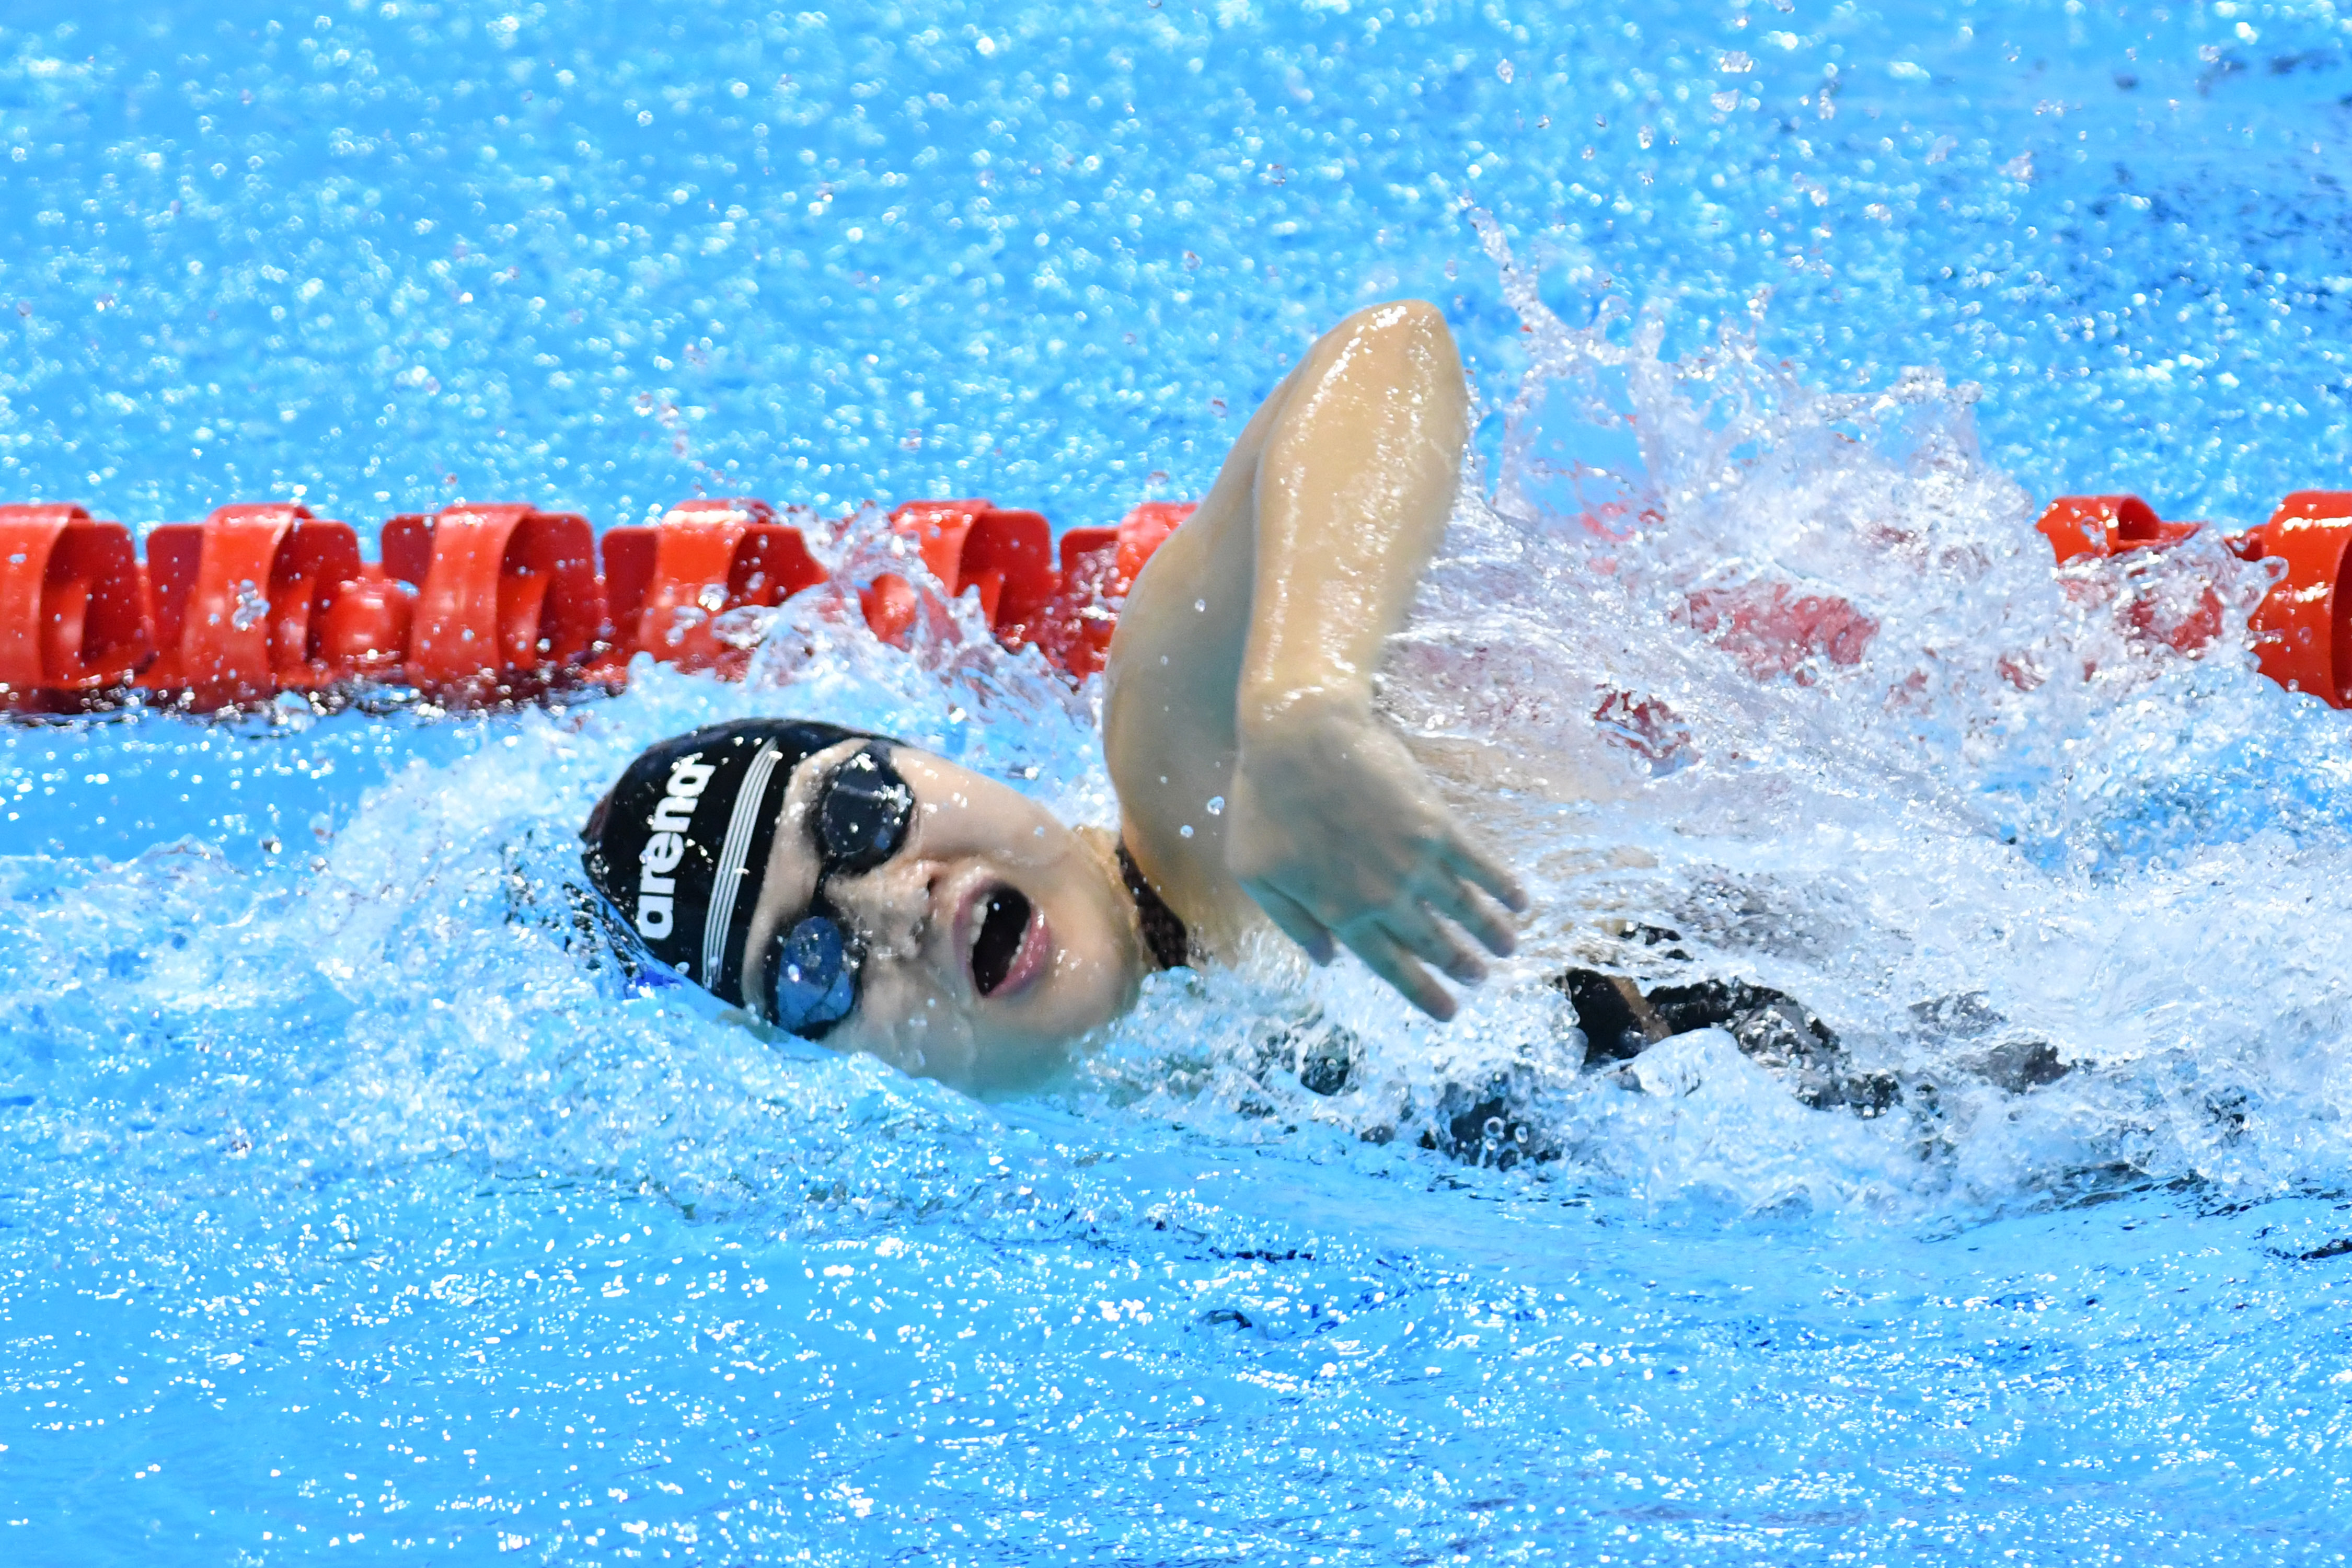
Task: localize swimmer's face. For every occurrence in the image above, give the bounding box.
[740,742,1148,1093]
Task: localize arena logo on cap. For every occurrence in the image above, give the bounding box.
[636,752,714,938]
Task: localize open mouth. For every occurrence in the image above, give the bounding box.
[969,885,1035,997]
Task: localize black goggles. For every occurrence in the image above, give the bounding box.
[761,743,916,1037]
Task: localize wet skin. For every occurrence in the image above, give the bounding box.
[1105,298,1528,1017]
[716,299,1527,1093]
[736,740,1151,1095]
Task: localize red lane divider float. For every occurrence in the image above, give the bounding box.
[0,493,1192,713]
[14,482,2344,717]
[889,499,1056,642]
[850,498,1054,651]
[2035,493,2206,563]
[385,503,603,693]
[141,503,364,703]
[0,504,151,704]
[1040,500,1192,678]
[864,497,1194,667]
[601,498,827,674]
[2032,489,2352,705]
[2032,492,2226,659]
[2234,491,2352,707]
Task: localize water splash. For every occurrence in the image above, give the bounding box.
[1078,218,2352,1225]
[11,3,2352,1558]
[13,243,2352,1248]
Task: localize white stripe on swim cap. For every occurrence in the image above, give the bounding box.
[701,741,784,988]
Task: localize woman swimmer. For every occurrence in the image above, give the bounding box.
[582,299,1532,1092]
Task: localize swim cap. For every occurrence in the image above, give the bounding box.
[580,719,881,1007]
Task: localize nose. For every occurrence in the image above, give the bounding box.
[823,859,935,961]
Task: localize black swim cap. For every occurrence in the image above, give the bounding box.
[580,719,883,1007]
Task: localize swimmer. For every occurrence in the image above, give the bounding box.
[583,299,1532,1091]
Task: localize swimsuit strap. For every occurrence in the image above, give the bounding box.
[1116,840,1192,972]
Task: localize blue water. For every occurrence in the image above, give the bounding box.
[8,1,2352,1562]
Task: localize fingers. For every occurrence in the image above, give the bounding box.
[1345,924,1458,1021]
[1239,814,1526,1014]
[1424,839,1524,959]
[1247,880,1339,965]
[1444,833,1530,916]
[1435,876,1519,960]
[1389,837,1519,959]
[1377,898,1489,987]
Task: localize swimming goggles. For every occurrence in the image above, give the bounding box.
[760,743,916,1037]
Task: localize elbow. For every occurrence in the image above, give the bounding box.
[1382,296,1449,332]
[1351,298,1463,388]
[1355,296,1452,348]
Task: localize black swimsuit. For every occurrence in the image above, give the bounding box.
[1117,840,1192,971]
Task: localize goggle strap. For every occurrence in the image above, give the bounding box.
[701,740,787,986]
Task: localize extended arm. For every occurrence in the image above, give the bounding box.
[1104,300,1526,1018]
[1240,299,1466,753]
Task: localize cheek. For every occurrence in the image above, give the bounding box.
[1044,881,1128,978]
[1048,940,1114,995]
[1024,924,1136,1035]
[840,967,976,1078]
[963,812,1078,873]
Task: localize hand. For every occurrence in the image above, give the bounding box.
[1227,696,1529,1019]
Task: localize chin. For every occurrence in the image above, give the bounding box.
[838,960,1139,1096]
[848,1016,1082,1099]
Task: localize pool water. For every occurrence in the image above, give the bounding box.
[8,0,2352,1562]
